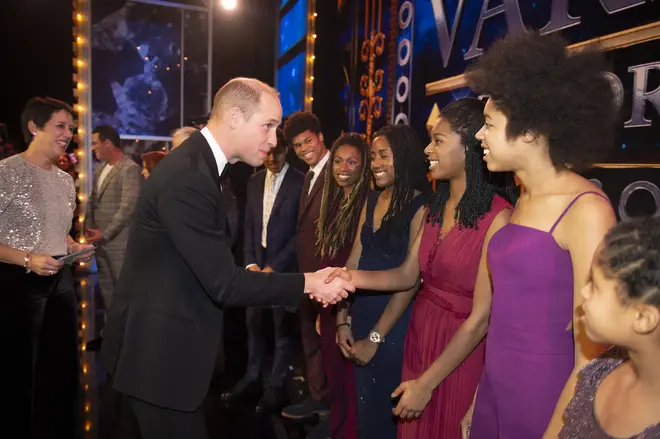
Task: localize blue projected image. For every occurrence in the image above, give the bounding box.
[277,52,305,117]
[279,0,306,57]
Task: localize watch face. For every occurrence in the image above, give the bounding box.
[369,332,381,343]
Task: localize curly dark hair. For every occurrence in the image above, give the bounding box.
[466,32,616,170]
[372,124,432,236]
[427,98,518,229]
[316,133,370,259]
[597,216,660,306]
[282,111,322,143]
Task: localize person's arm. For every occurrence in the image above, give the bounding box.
[392,208,511,418]
[158,172,352,308]
[543,195,615,438]
[351,206,425,365]
[100,164,142,243]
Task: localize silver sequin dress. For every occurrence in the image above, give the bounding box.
[560,347,660,438]
[0,155,75,256]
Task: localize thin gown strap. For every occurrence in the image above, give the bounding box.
[549,191,609,234]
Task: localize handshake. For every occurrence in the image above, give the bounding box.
[303,267,354,307]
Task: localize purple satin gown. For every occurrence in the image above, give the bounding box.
[471,192,609,438]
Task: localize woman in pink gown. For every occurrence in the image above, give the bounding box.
[328,98,517,438]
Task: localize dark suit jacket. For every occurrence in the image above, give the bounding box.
[244,167,304,273]
[100,131,304,412]
[296,166,327,273]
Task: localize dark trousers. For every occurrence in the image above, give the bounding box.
[130,397,208,439]
[245,306,293,387]
[0,262,79,438]
[298,296,327,401]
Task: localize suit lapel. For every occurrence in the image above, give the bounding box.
[270,169,292,217]
[254,171,266,238]
[301,166,326,216]
[98,156,126,199]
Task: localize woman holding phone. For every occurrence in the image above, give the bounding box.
[0,97,94,436]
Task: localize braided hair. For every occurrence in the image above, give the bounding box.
[427,98,518,229]
[316,133,370,259]
[372,124,431,237]
[597,216,660,306]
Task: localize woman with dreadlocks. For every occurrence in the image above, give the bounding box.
[316,133,371,439]
[334,124,430,439]
[327,98,517,439]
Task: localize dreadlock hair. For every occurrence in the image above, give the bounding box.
[427,98,518,229]
[316,133,371,259]
[597,216,660,306]
[372,124,432,237]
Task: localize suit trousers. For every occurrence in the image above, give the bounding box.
[130,396,208,439]
[0,262,79,438]
[245,306,293,387]
[298,296,327,401]
[95,243,126,312]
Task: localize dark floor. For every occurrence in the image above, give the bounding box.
[77,269,319,439]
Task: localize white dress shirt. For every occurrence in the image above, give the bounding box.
[261,163,289,247]
[201,127,228,176]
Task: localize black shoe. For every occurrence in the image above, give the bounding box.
[255,386,286,414]
[281,397,329,420]
[221,378,262,404]
[307,417,331,439]
[85,337,103,352]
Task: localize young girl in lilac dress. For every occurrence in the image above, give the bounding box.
[462,32,618,438]
[560,216,660,438]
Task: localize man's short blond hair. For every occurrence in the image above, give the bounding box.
[211,77,279,121]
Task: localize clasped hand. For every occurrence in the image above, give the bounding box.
[304,267,355,306]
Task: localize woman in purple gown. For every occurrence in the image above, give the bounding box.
[462,32,617,438]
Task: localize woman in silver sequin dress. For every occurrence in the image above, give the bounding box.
[0,97,94,437]
[560,216,660,438]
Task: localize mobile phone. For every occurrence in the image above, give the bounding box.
[56,247,95,264]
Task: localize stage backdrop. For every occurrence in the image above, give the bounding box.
[338,0,660,219]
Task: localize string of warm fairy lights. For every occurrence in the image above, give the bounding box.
[73,0,94,436]
[304,0,317,111]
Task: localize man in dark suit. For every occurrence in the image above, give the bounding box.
[221,129,303,413]
[100,78,353,439]
[280,112,332,438]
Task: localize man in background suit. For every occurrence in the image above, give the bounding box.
[100,78,353,439]
[281,111,331,438]
[222,129,303,413]
[85,125,141,350]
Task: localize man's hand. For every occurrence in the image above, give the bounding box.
[336,324,354,359]
[391,379,433,419]
[324,267,351,284]
[68,243,95,262]
[85,228,102,243]
[262,266,274,273]
[304,267,355,306]
[350,338,378,366]
[247,265,261,272]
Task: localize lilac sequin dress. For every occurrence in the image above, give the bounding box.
[560,348,660,439]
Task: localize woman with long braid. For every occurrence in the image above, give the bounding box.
[316,133,371,439]
[329,98,517,438]
[336,124,430,439]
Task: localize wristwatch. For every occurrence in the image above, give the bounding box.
[368,331,384,344]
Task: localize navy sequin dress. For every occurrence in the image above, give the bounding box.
[350,191,426,439]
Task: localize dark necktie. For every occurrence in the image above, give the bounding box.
[300,170,315,209]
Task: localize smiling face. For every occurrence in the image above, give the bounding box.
[332,144,363,191]
[264,144,287,174]
[232,92,282,167]
[475,98,525,172]
[30,110,74,161]
[292,130,326,167]
[424,117,466,181]
[370,135,395,189]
